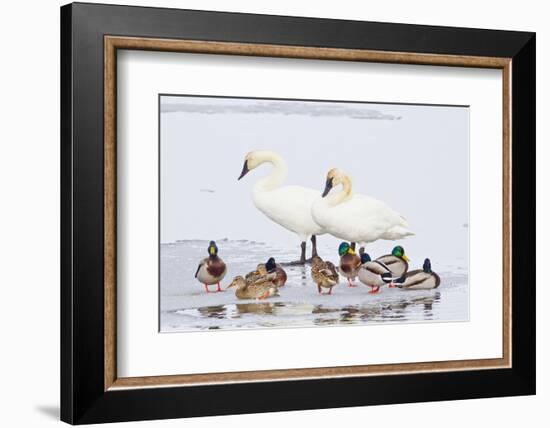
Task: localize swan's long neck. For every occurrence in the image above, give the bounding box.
[254,153,288,192]
[327,175,353,205]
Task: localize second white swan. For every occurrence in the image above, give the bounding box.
[238,150,325,264]
[311,168,414,246]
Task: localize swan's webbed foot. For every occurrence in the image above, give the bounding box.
[281,241,307,266]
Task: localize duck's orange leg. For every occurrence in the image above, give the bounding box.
[368,286,380,294]
[258,290,270,300]
[216,282,224,292]
[328,286,333,295]
[348,278,357,288]
[317,285,322,294]
[204,284,210,293]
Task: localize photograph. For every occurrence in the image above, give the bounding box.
[55,2,536,424]
[159,94,469,332]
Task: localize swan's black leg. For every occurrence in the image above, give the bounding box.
[283,241,307,266]
[311,235,318,258]
[300,241,306,263]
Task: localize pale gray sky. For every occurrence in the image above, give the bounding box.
[160,95,468,264]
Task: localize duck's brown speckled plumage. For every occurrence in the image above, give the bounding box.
[245,263,267,283]
[246,262,287,287]
[311,256,339,293]
[227,274,279,300]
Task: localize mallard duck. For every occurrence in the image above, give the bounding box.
[265,257,287,287]
[357,252,396,294]
[238,150,326,264]
[226,274,279,300]
[245,263,267,282]
[194,241,227,293]
[245,257,287,287]
[396,258,441,290]
[311,168,413,250]
[338,242,361,287]
[311,255,339,294]
[375,245,410,286]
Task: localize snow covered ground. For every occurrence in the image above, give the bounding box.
[160,239,468,332]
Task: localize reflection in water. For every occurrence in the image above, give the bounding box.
[197,305,227,319]
[299,266,308,286]
[171,291,444,329]
[236,302,276,316]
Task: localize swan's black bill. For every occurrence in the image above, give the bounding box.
[238,160,249,180]
[322,177,334,197]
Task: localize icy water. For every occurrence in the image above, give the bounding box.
[160,239,468,332]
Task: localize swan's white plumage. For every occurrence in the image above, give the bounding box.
[253,185,324,241]
[243,151,325,241]
[311,170,413,244]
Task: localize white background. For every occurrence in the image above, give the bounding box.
[118,52,501,377]
[0,0,546,427]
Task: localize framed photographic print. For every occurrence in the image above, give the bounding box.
[60,2,536,424]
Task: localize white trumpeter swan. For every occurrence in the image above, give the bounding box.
[238,150,325,264]
[311,168,414,247]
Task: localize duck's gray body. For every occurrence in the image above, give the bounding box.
[397,269,440,290]
[375,254,408,277]
[357,260,392,288]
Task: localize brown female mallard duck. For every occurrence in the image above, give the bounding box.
[338,242,361,287]
[396,258,441,290]
[226,274,279,300]
[194,241,227,293]
[244,257,287,287]
[375,245,410,286]
[245,263,267,282]
[311,256,339,294]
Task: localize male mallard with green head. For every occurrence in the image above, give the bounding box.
[375,246,410,286]
[396,258,441,290]
[311,256,339,294]
[226,274,279,300]
[357,252,394,294]
[194,241,227,293]
[338,242,361,287]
